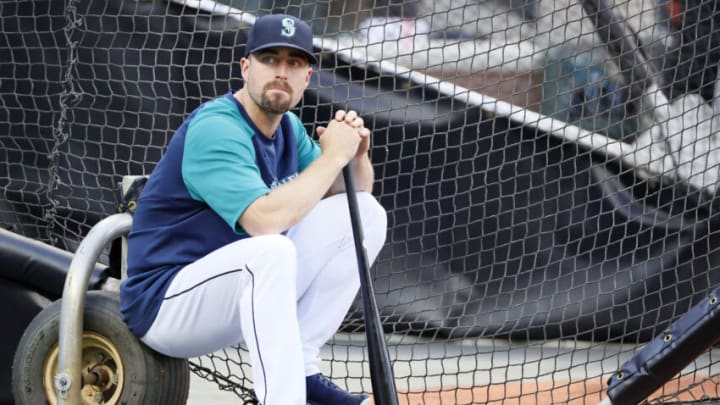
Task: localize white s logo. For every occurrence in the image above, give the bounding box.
[281,18,296,37]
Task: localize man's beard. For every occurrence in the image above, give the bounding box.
[254,81,293,114]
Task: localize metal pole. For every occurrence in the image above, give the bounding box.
[55,213,133,405]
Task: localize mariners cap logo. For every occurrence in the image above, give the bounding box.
[245,14,317,64]
[281,17,296,37]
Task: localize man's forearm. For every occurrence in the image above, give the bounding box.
[240,153,346,235]
[327,154,374,196]
[352,154,374,192]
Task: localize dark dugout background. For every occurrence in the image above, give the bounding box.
[2,0,720,401]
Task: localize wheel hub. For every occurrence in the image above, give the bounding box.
[43,332,125,405]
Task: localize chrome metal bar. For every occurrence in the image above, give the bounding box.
[55,213,133,405]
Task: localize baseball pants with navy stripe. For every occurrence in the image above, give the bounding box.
[140,192,388,404]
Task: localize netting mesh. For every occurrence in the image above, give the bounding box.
[3,0,720,403]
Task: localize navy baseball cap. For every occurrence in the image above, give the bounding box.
[245,14,318,64]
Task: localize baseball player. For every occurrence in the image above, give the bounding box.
[119,14,386,405]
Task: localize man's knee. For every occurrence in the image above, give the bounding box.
[239,234,298,281]
[357,192,388,243]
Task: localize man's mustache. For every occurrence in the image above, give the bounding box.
[264,81,292,93]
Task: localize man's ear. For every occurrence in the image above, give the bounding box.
[304,66,313,87]
[240,57,250,81]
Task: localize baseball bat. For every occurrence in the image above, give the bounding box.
[579,0,670,103]
[342,165,399,405]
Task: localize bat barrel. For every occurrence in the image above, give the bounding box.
[342,165,399,405]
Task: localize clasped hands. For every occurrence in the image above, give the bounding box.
[316,110,370,163]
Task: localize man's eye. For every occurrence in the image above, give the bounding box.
[260,56,276,64]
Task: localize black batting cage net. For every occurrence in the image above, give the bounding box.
[3,0,720,403]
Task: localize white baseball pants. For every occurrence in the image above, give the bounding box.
[140,192,387,405]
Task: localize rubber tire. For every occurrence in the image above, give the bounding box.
[11,290,190,405]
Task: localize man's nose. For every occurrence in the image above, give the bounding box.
[274,61,290,79]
